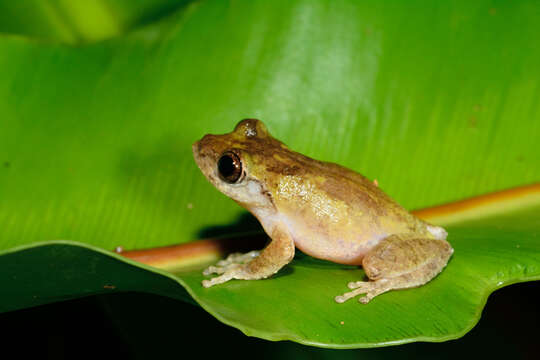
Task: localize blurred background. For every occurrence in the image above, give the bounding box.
[0,0,187,44]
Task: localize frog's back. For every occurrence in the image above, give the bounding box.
[268,152,432,264]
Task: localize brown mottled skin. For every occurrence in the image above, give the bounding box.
[193,119,453,303]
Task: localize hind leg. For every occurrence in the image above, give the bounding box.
[335,234,453,304]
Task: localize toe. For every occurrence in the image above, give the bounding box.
[358,296,371,304]
[202,266,215,276]
[203,265,225,275]
[202,272,234,287]
[348,281,368,289]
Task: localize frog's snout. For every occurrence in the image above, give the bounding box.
[194,134,224,158]
[192,134,212,157]
[192,138,209,168]
[192,134,222,172]
[192,140,201,157]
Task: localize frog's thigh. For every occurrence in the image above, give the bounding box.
[202,224,295,288]
[336,235,453,303]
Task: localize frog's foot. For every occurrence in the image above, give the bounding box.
[202,225,295,288]
[335,234,453,304]
[202,263,247,287]
[335,280,392,304]
[202,250,260,276]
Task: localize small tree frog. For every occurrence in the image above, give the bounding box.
[192,119,453,304]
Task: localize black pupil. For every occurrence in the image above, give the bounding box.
[218,153,241,182]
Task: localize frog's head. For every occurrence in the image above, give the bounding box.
[192,119,279,209]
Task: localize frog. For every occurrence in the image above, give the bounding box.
[192,119,453,304]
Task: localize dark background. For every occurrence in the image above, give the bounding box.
[3,281,538,359]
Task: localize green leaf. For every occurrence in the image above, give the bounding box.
[173,204,540,348]
[0,0,191,43]
[2,202,539,347]
[0,0,539,348]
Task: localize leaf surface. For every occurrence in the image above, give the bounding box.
[0,0,539,348]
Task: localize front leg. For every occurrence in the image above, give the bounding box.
[202,224,295,288]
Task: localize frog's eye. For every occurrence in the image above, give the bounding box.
[217,151,244,184]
